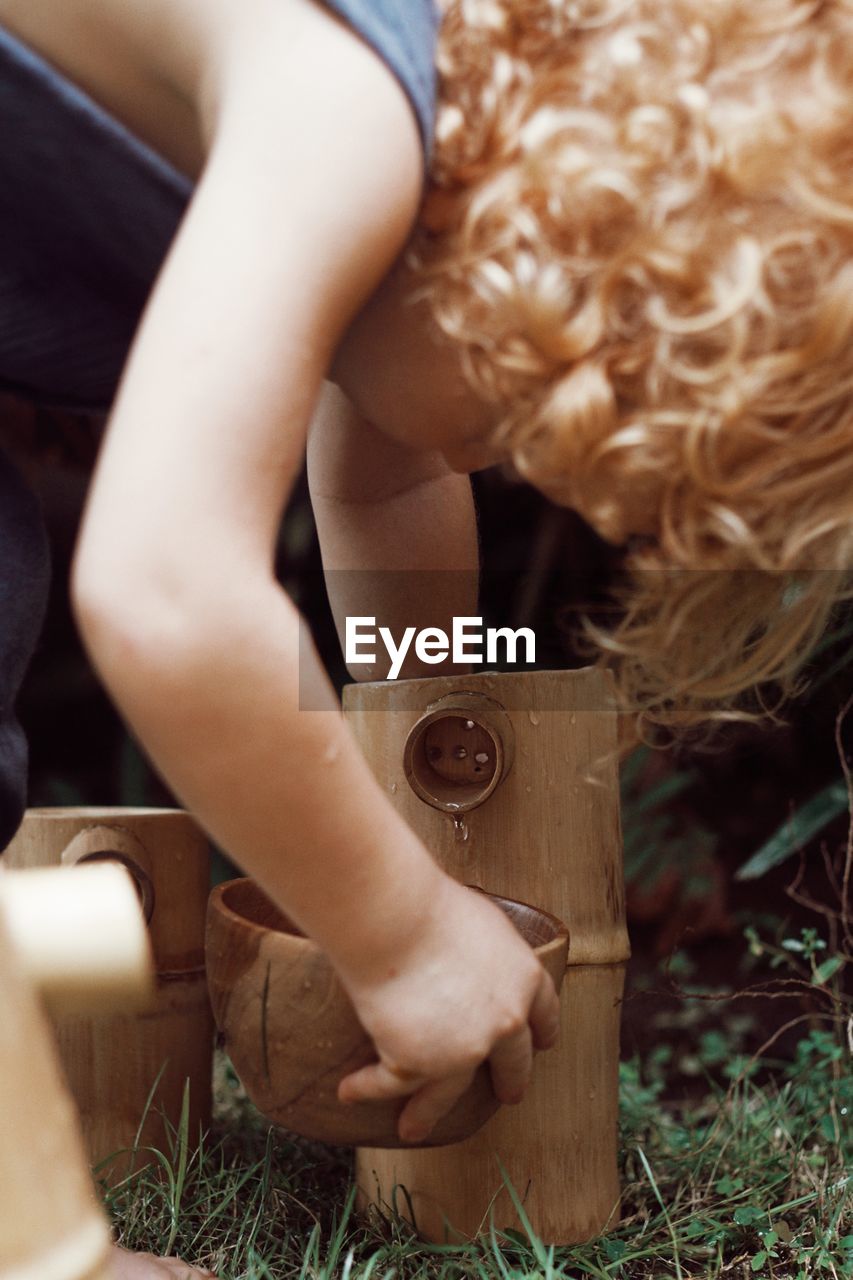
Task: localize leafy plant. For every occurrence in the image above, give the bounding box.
[736,779,850,881]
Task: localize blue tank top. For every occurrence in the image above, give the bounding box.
[0,2,440,411]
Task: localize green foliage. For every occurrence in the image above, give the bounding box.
[743,921,849,990]
[736,779,850,881]
[620,746,717,898]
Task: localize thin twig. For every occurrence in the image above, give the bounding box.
[834,693,853,950]
[659,971,837,1006]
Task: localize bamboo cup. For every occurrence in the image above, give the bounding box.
[343,669,629,1245]
[0,865,153,1280]
[4,807,214,1180]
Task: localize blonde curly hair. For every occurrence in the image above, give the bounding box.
[414,0,853,730]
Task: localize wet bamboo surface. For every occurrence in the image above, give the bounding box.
[344,669,629,1244]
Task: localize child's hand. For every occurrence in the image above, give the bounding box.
[335,876,561,1143]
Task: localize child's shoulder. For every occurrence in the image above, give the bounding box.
[0,0,439,174]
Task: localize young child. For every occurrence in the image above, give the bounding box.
[1,0,852,1276]
[0,2,555,1275]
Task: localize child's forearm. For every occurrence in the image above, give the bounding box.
[308,384,479,679]
[75,582,443,981]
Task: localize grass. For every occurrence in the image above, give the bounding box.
[99,1021,851,1280]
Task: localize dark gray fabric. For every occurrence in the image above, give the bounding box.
[0,446,50,853]
[328,0,440,155]
[0,26,194,411]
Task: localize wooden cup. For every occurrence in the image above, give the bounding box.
[207,878,569,1147]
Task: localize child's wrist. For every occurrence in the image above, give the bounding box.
[321,837,450,988]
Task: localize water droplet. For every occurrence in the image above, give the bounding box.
[453,746,468,760]
[390,782,398,794]
[446,801,461,811]
[570,714,577,725]
[474,752,490,765]
[464,720,475,730]
[525,785,532,793]
[528,711,540,726]
[453,815,469,843]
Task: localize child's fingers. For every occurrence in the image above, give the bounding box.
[529,969,561,1051]
[337,1059,427,1105]
[488,1025,534,1104]
[396,1070,476,1144]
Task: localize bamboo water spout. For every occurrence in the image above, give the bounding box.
[0,862,152,1014]
[0,863,153,1280]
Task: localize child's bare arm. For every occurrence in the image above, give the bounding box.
[69,0,559,1140]
[307,382,479,679]
[70,0,426,967]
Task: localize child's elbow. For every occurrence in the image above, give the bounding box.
[70,553,203,681]
[70,553,128,650]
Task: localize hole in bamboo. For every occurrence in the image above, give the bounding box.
[403,696,513,813]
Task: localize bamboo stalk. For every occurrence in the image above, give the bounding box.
[344,668,628,1244]
[4,808,214,1179]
